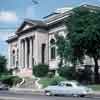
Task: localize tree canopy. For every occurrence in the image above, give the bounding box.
[0,55,7,74]
[66,6,100,83]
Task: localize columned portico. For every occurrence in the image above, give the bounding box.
[19,36,34,69]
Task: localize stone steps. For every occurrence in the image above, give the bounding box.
[16,77,38,89]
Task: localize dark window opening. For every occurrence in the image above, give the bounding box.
[51,47,56,59]
[12,50,15,66]
[50,39,56,60]
[41,44,46,63]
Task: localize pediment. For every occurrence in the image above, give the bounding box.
[16,21,33,34]
[16,19,47,35]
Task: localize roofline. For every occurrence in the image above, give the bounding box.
[6,35,18,43]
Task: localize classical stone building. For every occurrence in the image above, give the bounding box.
[6,4,99,77]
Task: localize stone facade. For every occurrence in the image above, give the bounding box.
[7,4,99,77]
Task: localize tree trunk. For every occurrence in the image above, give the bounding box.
[93,57,99,84]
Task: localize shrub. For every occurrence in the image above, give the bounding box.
[33,64,49,77]
[47,71,55,78]
[50,76,66,85]
[0,75,22,87]
[58,66,76,80]
[76,66,93,84]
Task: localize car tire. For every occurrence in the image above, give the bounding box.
[80,94,85,97]
[45,91,52,96]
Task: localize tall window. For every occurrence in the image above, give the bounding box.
[50,39,56,59]
[12,50,15,66]
[41,43,46,63]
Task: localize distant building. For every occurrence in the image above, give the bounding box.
[6,5,100,77]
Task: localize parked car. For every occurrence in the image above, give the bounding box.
[44,81,93,97]
[0,82,9,90]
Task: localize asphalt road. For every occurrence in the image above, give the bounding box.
[0,91,99,100]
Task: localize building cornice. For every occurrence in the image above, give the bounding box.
[6,35,18,43]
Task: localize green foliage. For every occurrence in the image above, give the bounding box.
[76,66,93,84]
[55,35,76,67]
[58,66,76,80]
[0,75,22,87]
[50,76,66,85]
[66,6,100,83]
[47,71,55,78]
[0,55,7,74]
[39,76,66,88]
[33,64,49,77]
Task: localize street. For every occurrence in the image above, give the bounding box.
[0,91,100,100]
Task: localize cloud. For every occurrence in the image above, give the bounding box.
[0,11,18,23]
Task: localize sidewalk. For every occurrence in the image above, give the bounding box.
[10,87,44,95]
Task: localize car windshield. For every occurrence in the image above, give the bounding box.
[58,83,65,86]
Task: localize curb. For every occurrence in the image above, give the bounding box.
[9,88,44,95]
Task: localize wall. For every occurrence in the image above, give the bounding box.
[36,29,49,65]
[48,24,67,70]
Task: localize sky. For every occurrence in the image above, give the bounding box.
[0,0,100,56]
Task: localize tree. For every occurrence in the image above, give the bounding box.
[55,35,66,67]
[66,6,100,83]
[0,55,7,74]
[55,34,82,68]
[58,65,77,80]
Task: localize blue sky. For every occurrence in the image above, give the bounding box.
[0,0,100,56]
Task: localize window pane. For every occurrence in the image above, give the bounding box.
[50,39,55,45]
[66,83,72,87]
[51,47,56,59]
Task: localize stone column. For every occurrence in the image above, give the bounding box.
[29,37,32,68]
[22,40,25,68]
[25,39,28,68]
[18,39,21,68]
[32,36,34,65]
[8,43,11,69]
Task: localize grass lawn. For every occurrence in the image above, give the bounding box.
[39,76,66,88]
[39,77,53,88]
[88,85,100,91]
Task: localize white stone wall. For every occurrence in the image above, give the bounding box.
[48,24,67,70]
[8,40,18,69]
[36,29,49,64]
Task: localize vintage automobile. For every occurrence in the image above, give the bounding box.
[0,82,9,90]
[44,81,93,97]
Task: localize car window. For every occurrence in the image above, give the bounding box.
[58,83,65,86]
[66,83,72,87]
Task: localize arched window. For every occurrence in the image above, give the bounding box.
[50,39,56,59]
[12,50,15,66]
